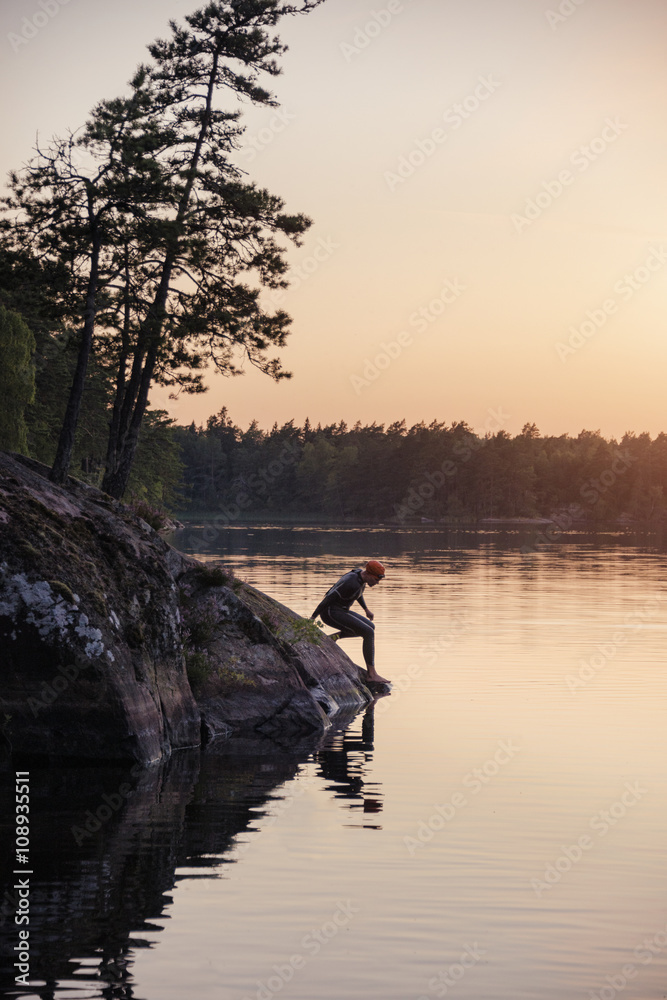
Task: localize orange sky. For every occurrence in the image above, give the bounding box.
[2,0,667,438]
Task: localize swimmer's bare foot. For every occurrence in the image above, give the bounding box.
[366,669,390,685]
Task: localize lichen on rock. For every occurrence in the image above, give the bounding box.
[178,564,372,740]
[0,452,374,763]
[0,452,201,763]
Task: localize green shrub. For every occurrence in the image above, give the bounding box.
[197,565,231,587]
[128,497,170,532]
[213,665,257,693]
[48,580,76,604]
[276,616,323,647]
[185,651,212,691]
[0,306,35,455]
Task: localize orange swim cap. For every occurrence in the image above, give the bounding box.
[365,560,385,579]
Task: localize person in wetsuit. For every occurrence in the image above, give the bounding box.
[311,560,389,685]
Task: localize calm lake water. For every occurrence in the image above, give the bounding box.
[2,524,667,1000]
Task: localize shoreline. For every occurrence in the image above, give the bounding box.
[0,452,377,764]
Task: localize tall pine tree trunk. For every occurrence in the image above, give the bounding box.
[101,338,160,498]
[104,256,140,491]
[49,229,101,485]
[101,52,219,500]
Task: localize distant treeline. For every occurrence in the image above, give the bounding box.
[174,411,667,522]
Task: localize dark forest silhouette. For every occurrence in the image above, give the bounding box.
[173,411,664,523]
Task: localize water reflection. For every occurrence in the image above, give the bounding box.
[316,705,384,830]
[172,521,667,563]
[5,527,667,1000]
[0,708,381,999]
[0,754,201,998]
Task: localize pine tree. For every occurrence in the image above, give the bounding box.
[0,305,36,453]
[100,1,323,499]
[3,0,324,497]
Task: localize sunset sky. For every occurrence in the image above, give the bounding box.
[2,0,667,438]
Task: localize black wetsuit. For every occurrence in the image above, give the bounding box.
[311,569,375,668]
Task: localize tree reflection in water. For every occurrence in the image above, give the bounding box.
[0,702,383,997]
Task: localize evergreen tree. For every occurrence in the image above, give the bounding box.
[99,0,324,501]
[169,416,667,524]
[0,305,36,453]
[3,0,324,498]
[127,410,185,509]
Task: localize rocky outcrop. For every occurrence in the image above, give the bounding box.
[0,452,375,762]
[0,452,203,763]
[178,566,372,740]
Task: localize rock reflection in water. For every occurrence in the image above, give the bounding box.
[0,753,202,998]
[0,707,381,998]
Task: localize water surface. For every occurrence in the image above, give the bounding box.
[2,525,667,999]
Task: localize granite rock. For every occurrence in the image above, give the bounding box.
[0,452,374,761]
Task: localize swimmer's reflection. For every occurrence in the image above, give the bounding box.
[314,703,384,829]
